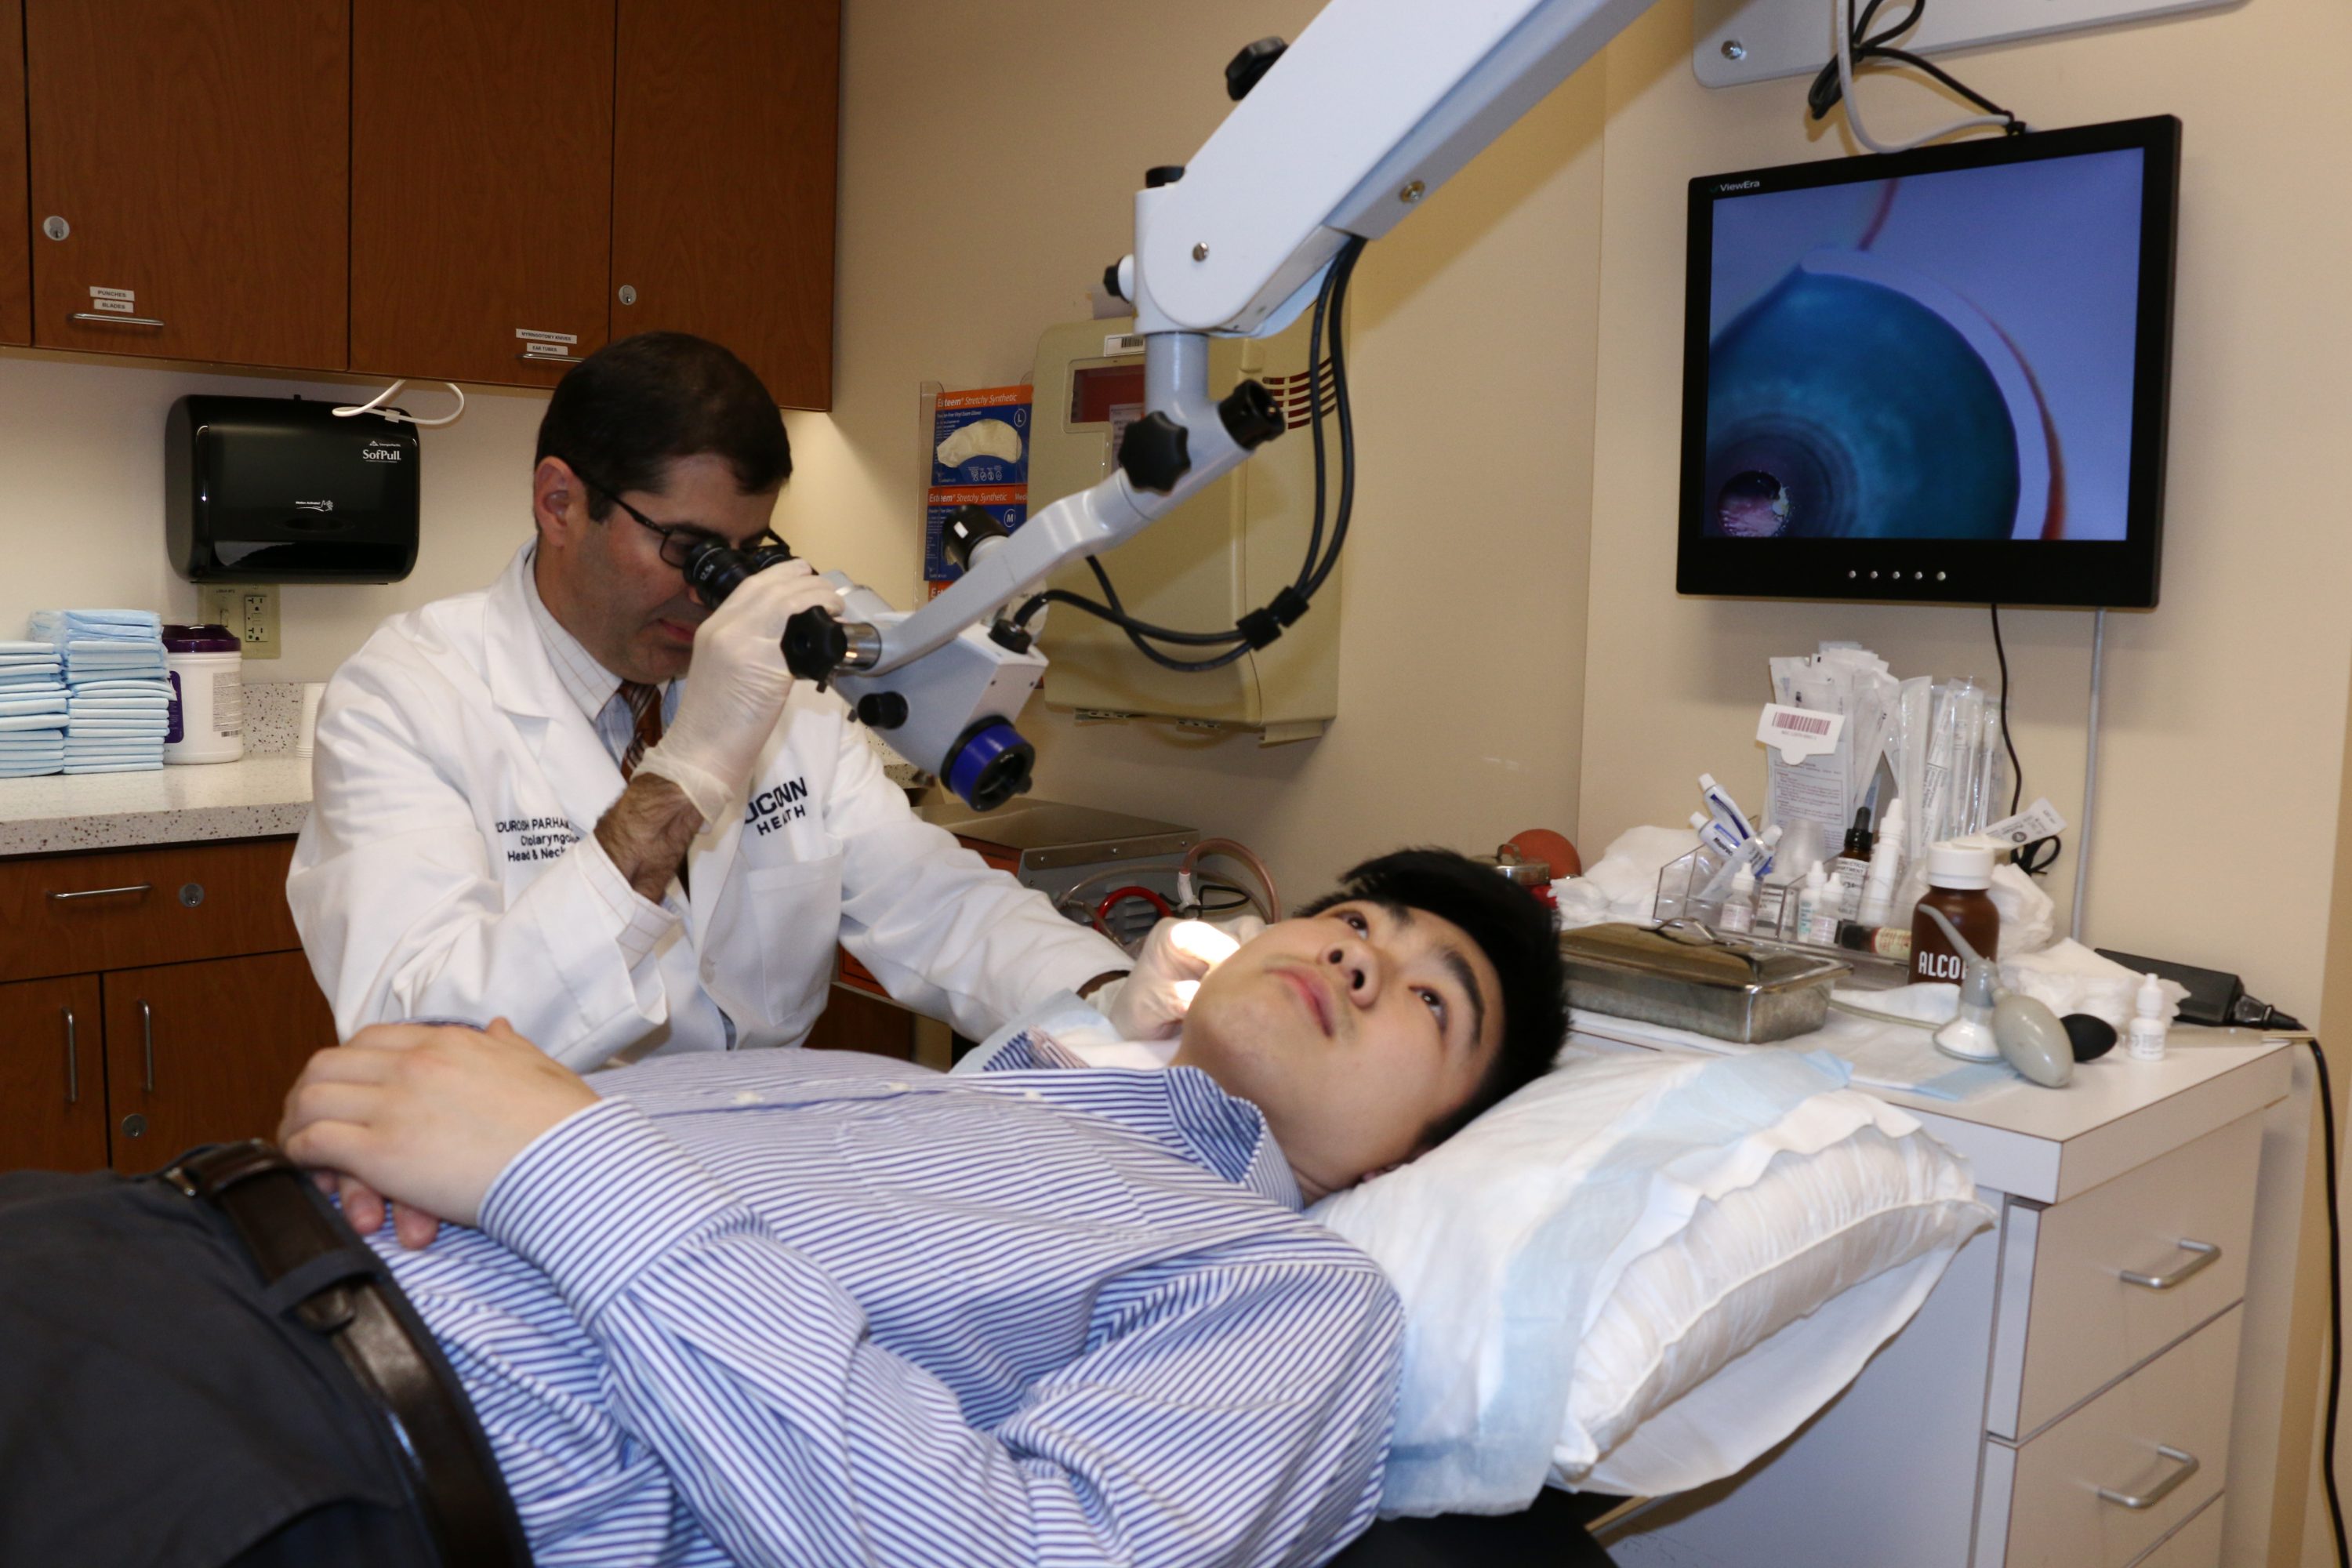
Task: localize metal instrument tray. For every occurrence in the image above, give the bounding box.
[1559,920,1849,1044]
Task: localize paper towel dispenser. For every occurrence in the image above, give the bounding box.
[166,395,420,582]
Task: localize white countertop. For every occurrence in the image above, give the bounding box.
[1569,1012,2296,1203]
[0,754,313,856]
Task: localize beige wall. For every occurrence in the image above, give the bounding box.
[0,348,550,680]
[779,0,1606,908]
[1581,2,2352,1027]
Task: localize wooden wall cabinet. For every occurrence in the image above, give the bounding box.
[0,0,29,347]
[24,0,349,369]
[0,840,336,1172]
[612,0,840,410]
[0,1,837,404]
[350,0,615,388]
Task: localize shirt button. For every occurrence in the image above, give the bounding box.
[1024,1091,1041,1102]
[731,1091,761,1105]
[885,1081,909,1092]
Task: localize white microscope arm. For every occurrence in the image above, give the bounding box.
[861,0,1657,677]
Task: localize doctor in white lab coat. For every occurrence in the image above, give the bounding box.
[289,333,1134,1070]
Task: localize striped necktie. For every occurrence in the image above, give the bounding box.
[617,681,663,779]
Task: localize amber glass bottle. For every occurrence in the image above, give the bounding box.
[1910,842,1999,985]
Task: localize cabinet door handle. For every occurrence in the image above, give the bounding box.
[68,311,165,328]
[140,1000,154,1092]
[516,350,583,365]
[2120,1238,2220,1291]
[49,883,152,902]
[62,1007,78,1105]
[2096,1445,2199,1510]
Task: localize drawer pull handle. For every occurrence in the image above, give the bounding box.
[49,883,153,902]
[140,1000,154,1092]
[2096,1444,2199,1510]
[68,311,165,328]
[2120,1238,2220,1291]
[517,350,584,365]
[62,1007,78,1105]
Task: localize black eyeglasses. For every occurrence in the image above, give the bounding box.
[564,463,784,570]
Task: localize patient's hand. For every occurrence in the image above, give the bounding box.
[279,1018,597,1232]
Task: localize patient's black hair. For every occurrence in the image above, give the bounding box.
[1297,848,1568,1145]
[535,332,790,514]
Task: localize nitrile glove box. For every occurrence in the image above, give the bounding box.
[166,394,420,583]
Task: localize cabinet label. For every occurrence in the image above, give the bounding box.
[89,298,134,313]
[514,328,578,344]
[89,285,133,302]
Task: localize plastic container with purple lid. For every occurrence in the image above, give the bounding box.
[162,622,244,764]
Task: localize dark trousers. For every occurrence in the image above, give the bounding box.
[0,1167,444,1567]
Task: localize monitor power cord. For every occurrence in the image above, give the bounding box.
[1809,0,2027,154]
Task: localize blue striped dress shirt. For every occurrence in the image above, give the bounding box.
[365,1031,1403,1566]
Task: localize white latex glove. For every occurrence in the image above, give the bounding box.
[1097,916,1265,1040]
[636,561,845,825]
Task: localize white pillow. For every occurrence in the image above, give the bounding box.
[1312,1048,1991,1515]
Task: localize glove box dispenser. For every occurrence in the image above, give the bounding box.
[1028,313,1340,741]
[166,394,421,583]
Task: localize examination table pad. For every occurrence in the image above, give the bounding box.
[1316,1047,1991,1515]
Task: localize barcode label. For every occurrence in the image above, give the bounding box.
[1757,702,1844,762]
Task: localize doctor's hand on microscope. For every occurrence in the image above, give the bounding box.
[634,558,846,826]
[591,560,848,904]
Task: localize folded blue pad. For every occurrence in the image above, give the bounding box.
[0,762,64,778]
[0,743,66,758]
[0,640,58,655]
[68,681,170,698]
[0,714,72,732]
[63,761,163,774]
[0,697,68,717]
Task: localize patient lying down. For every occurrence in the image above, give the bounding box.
[0,848,1566,1568]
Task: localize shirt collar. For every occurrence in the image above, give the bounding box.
[972,1029,1304,1211]
[520,541,633,722]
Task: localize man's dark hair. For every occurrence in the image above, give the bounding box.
[534,332,791,514]
[1298,848,1568,1144]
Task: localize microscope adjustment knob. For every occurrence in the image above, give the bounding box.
[987,621,1033,655]
[781,608,849,686]
[1102,261,1127,302]
[1144,165,1185,189]
[1218,379,1285,449]
[855,691,909,730]
[1225,37,1287,100]
[1118,412,1191,494]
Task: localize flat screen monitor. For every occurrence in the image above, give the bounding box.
[1676,116,2179,608]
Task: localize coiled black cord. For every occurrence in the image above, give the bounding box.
[1014,236,1368,671]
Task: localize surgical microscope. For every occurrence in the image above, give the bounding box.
[687,0,1661,811]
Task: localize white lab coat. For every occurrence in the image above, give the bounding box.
[288,546,1128,1069]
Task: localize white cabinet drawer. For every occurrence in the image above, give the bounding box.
[1987,1112,2259,1439]
[2129,1494,2221,1568]
[1980,1305,2238,1568]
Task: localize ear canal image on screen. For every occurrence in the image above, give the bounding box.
[936,417,1026,470]
[1704,256,2045,541]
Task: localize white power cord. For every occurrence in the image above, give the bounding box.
[1835,0,2011,154]
[332,378,466,428]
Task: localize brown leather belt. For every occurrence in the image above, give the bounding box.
[160,1140,528,1568]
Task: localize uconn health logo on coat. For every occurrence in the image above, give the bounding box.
[745,777,811,836]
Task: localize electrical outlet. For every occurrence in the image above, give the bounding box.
[201,583,279,659]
